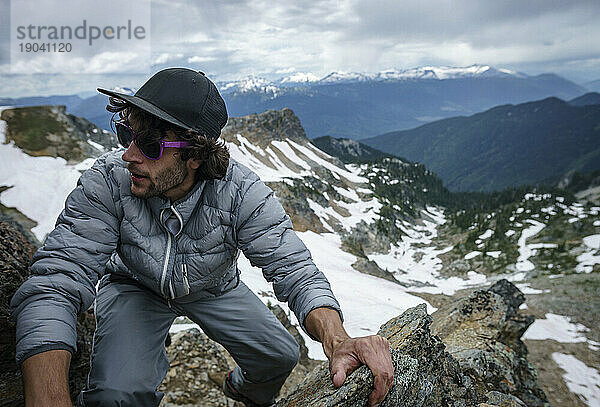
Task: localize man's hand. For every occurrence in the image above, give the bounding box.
[305,308,394,407]
[329,335,394,406]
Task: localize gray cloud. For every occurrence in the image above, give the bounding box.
[146,0,600,83]
[2,0,599,97]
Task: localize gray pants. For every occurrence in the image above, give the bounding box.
[77,276,300,406]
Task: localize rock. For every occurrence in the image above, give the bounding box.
[267,180,332,234]
[342,220,392,257]
[275,281,548,407]
[276,304,476,407]
[1,106,117,164]
[431,279,547,407]
[0,221,95,405]
[221,108,309,149]
[158,329,242,407]
[0,221,34,406]
[484,390,527,406]
[351,258,403,285]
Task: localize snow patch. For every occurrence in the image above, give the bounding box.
[524,313,591,343]
[583,235,600,250]
[552,353,600,406]
[478,229,494,240]
[576,234,600,273]
[0,108,95,241]
[515,220,546,272]
[464,251,481,260]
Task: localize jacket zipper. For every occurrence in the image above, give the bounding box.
[169,280,175,299]
[160,229,172,297]
[166,205,184,299]
[159,208,172,298]
[182,262,190,295]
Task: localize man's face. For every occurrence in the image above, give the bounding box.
[121,127,195,201]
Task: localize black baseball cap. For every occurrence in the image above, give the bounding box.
[97,68,228,139]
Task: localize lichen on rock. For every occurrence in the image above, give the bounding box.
[274,280,548,407]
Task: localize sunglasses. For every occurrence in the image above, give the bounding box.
[115,122,191,160]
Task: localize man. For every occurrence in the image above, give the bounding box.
[11,68,393,407]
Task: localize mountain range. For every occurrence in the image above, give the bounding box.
[585,79,600,93]
[361,94,600,192]
[219,66,587,139]
[0,65,591,140]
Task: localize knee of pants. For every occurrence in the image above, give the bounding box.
[274,333,301,373]
[78,387,163,407]
[245,333,300,382]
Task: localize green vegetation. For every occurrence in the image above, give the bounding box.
[311,136,397,163]
[2,106,67,152]
[563,169,600,194]
[362,97,600,191]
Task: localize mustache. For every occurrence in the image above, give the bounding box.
[126,164,150,178]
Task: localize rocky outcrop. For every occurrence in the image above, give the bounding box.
[342,220,392,257]
[275,280,548,407]
[276,303,475,407]
[0,221,96,406]
[351,258,402,285]
[430,279,547,406]
[1,105,117,163]
[0,222,35,405]
[221,108,310,148]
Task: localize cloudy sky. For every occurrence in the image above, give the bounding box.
[1,0,599,97]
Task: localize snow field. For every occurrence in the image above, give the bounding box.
[370,206,487,296]
[552,353,600,407]
[523,313,598,348]
[0,107,95,241]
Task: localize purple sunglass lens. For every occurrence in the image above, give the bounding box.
[115,122,190,160]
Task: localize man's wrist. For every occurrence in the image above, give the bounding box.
[305,307,350,359]
[322,333,350,359]
[22,349,72,406]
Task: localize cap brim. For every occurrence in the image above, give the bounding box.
[97,87,192,130]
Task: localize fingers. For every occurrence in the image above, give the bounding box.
[332,370,346,387]
[328,334,394,405]
[358,336,394,407]
[330,346,361,387]
[368,367,393,406]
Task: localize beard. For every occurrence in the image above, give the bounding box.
[129,159,189,199]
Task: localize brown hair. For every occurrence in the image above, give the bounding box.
[107,97,229,181]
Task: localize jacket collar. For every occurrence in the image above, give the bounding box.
[147,179,208,230]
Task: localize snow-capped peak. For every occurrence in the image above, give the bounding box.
[278,72,321,84]
[218,75,279,95]
[371,64,526,81]
[216,64,526,95]
[318,71,372,83]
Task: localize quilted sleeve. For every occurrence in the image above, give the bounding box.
[10,161,120,365]
[235,175,343,338]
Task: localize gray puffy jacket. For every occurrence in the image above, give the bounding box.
[11,150,341,365]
